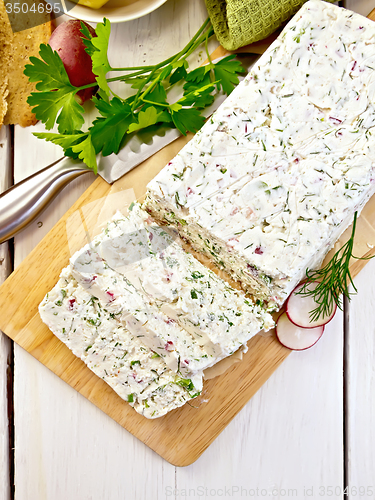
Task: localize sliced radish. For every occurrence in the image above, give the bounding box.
[286,282,337,328]
[276,312,324,351]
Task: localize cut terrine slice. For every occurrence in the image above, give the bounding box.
[39,268,201,419]
[144,0,375,309]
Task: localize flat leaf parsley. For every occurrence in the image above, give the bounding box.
[24,18,245,173]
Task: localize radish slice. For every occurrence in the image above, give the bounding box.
[286,282,337,328]
[276,312,324,351]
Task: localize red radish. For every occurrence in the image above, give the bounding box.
[276,312,324,351]
[49,20,98,103]
[286,281,337,328]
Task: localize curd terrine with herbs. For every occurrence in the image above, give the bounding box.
[39,268,201,419]
[144,0,375,308]
[70,203,273,376]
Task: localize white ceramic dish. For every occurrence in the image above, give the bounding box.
[63,0,168,24]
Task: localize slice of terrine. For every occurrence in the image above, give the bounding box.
[144,0,375,309]
[39,268,201,418]
[70,203,273,375]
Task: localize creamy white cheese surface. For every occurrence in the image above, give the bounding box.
[39,268,200,419]
[145,0,375,307]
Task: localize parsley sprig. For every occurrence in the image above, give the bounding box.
[24,18,245,173]
[298,212,374,321]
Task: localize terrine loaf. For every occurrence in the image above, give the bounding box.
[144,0,375,309]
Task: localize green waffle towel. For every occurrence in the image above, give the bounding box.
[205,0,331,50]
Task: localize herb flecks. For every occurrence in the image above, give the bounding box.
[24,18,245,173]
[298,212,373,321]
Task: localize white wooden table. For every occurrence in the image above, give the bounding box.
[1,0,375,498]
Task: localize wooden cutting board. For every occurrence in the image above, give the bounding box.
[1,10,375,466]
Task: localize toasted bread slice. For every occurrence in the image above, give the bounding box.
[2,0,53,127]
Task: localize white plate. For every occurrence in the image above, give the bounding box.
[63,0,168,24]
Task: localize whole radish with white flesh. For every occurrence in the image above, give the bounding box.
[276,312,324,351]
[286,282,337,328]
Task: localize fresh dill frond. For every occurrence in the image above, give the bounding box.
[298,212,374,322]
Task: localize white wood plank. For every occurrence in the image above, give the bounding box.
[175,312,344,497]
[11,2,211,497]
[346,258,375,494]
[0,332,11,500]
[0,125,12,500]
[336,0,375,495]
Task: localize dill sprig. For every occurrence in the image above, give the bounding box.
[298,212,373,322]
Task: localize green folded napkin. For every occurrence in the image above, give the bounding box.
[205,0,331,50]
